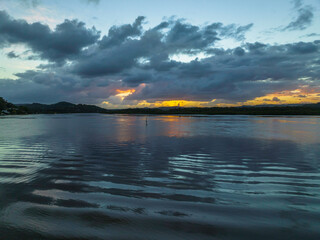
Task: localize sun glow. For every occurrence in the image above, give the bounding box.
[115,89,136,100]
[101,86,320,109]
[136,100,215,108]
[215,88,320,107]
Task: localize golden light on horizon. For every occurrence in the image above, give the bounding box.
[215,88,320,107]
[137,100,214,108]
[242,88,320,106]
[101,86,320,109]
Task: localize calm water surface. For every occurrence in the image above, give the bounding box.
[0,114,320,240]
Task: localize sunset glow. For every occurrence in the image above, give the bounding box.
[115,89,136,99]
[100,86,320,109]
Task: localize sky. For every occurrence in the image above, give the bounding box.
[0,0,320,108]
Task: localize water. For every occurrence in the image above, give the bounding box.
[0,114,319,240]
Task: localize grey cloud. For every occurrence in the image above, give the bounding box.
[0,11,100,62]
[164,21,253,53]
[99,16,145,49]
[302,33,320,38]
[0,70,112,104]
[3,38,320,104]
[6,51,19,58]
[165,21,219,52]
[293,0,303,8]
[73,19,253,77]
[11,0,99,7]
[121,70,155,87]
[272,97,281,102]
[126,40,320,102]
[219,23,253,41]
[288,41,318,54]
[284,0,314,31]
[85,0,100,4]
[233,47,245,56]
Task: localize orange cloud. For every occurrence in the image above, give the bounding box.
[101,86,320,109]
[115,89,136,100]
[116,89,136,94]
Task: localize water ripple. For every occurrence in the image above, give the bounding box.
[0,114,320,239]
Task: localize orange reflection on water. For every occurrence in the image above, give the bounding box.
[112,116,142,142]
[153,115,196,138]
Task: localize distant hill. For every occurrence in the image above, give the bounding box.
[0,97,27,115]
[105,103,320,115]
[20,101,109,114]
[4,97,320,115]
[303,102,320,108]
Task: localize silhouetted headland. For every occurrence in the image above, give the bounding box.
[0,97,28,115]
[20,101,108,114]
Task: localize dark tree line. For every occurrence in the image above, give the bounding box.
[1,97,320,115]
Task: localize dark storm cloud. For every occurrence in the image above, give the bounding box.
[164,21,219,52]
[288,41,319,54]
[0,11,100,62]
[73,19,253,77]
[126,40,320,102]
[99,16,145,48]
[284,0,314,31]
[1,11,319,105]
[233,47,245,56]
[0,70,112,104]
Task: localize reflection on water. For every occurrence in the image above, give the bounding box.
[0,114,320,240]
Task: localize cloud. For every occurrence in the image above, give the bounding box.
[284,0,314,31]
[72,19,253,78]
[288,41,319,54]
[0,11,319,106]
[6,51,20,58]
[272,97,281,102]
[18,0,41,8]
[9,0,100,8]
[84,0,100,4]
[99,16,145,49]
[300,33,320,38]
[0,10,100,63]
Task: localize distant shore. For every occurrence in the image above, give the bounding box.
[104,105,320,115]
[1,97,320,116]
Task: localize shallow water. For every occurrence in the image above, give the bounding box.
[0,114,319,240]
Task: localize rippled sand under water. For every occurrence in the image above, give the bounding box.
[0,114,320,240]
